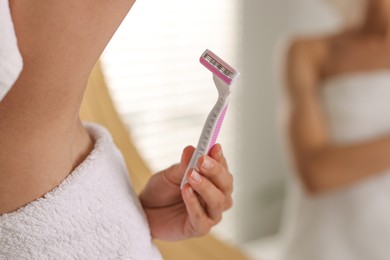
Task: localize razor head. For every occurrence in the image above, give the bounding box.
[200,49,240,85]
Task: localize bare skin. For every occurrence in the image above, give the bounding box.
[0,1,233,241]
[285,0,390,194]
[140,144,233,240]
[1,0,136,213]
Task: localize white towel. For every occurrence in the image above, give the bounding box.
[0,123,162,260]
[0,0,23,101]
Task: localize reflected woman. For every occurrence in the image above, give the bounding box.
[281,0,390,259]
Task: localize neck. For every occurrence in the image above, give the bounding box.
[361,1,390,37]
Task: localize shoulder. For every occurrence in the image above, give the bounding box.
[285,31,351,75]
[286,36,328,69]
[282,35,334,92]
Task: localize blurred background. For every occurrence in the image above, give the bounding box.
[99,0,342,259]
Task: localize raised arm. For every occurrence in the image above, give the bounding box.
[0,0,135,213]
[285,39,390,195]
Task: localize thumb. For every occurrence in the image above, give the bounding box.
[161,146,196,185]
[179,146,196,172]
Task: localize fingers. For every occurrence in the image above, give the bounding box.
[181,185,213,237]
[181,144,233,237]
[187,169,226,221]
[197,155,233,197]
[164,144,226,187]
[209,143,228,170]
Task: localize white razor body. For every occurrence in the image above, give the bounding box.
[180,50,240,189]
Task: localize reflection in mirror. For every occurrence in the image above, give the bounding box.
[277,0,390,260]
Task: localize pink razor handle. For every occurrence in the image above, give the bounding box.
[180,50,240,189]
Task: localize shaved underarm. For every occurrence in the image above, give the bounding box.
[8,0,135,115]
[0,0,136,213]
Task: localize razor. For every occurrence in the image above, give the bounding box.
[180,49,240,189]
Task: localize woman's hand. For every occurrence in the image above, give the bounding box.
[139,144,233,241]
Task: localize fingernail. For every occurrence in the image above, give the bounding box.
[187,187,194,196]
[216,144,223,158]
[202,157,214,169]
[190,170,202,183]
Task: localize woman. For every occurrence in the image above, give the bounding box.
[281,0,390,259]
[0,1,233,259]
